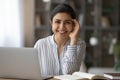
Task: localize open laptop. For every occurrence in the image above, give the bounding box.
[0,47,42,80]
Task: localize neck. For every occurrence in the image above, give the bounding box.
[54,35,69,47]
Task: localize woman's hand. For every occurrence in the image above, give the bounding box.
[69,19,80,45]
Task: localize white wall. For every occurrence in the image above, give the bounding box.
[20,0,35,47]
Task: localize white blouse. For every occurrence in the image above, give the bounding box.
[34,35,86,78]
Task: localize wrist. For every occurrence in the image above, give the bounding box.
[70,38,77,45]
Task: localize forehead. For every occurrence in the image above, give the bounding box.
[53,13,72,20]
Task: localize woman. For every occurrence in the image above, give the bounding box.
[34,3,86,78]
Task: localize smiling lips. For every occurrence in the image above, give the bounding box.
[58,30,67,34]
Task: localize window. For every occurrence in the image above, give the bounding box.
[0,0,24,47]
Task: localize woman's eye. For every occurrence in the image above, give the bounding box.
[55,21,60,24]
[65,21,72,24]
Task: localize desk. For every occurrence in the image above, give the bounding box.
[88,67,120,75]
[0,78,17,80]
[0,78,58,80]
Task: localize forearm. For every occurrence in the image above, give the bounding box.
[62,45,82,74]
[62,40,86,74]
[62,62,81,74]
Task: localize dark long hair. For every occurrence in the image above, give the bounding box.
[50,3,76,21]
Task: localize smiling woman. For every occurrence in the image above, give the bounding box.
[34,3,86,79]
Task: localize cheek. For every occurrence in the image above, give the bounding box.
[68,26,73,32]
[51,25,57,32]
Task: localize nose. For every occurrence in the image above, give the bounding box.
[59,22,65,30]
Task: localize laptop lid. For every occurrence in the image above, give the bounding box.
[0,47,42,80]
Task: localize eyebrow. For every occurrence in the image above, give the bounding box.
[55,19,72,22]
[65,20,72,22]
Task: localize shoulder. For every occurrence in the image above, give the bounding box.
[77,39,86,46]
[34,35,52,47]
[36,36,51,43]
[76,39,86,49]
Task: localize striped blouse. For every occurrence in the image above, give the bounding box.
[34,35,86,78]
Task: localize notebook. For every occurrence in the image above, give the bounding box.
[0,47,42,80]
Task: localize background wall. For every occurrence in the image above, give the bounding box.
[21,0,35,47]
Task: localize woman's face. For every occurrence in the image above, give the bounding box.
[51,13,74,39]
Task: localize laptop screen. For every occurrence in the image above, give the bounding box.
[0,47,42,80]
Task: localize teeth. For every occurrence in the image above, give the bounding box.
[59,31,66,33]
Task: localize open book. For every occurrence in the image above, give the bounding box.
[54,72,109,80]
[104,73,120,79]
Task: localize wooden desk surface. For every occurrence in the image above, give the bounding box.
[0,78,58,80]
[0,78,17,80]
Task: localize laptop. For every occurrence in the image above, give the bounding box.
[0,47,42,80]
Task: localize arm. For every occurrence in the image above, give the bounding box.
[62,20,86,74]
[62,40,86,74]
